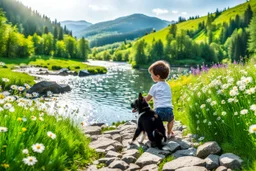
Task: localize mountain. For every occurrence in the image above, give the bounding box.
[78,14,172,37]
[71,14,174,47]
[60,20,92,34]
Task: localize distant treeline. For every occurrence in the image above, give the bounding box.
[89,28,153,48]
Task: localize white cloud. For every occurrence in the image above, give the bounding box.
[152,8,169,15]
[181,12,187,15]
[172,10,178,14]
[88,5,109,11]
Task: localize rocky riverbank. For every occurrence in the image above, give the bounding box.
[82,121,243,171]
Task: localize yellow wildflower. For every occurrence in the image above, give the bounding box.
[22,128,27,132]
[1,163,9,169]
[17,117,23,122]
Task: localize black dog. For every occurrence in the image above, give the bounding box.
[130,93,167,149]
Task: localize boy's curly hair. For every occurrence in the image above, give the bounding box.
[148,60,170,79]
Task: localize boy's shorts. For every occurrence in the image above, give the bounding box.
[155,107,174,122]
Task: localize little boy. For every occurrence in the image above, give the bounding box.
[144,60,174,138]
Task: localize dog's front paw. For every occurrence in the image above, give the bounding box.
[128,140,135,145]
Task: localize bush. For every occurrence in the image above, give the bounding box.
[51,65,62,70]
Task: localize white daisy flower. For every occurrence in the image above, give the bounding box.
[229,89,238,96]
[249,124,256,134]
[222,111,227,116]
[228,98,234,103]
[239,85,246,91]
[221,100,226,104]
[0,127,8,132]
[47,131,57,139]
[240,109,248,115]
[18,86,25,91]
[32,92,39,98]
[11,85,18,90]
[206,98,212,103]
[250,104,256,111]
[9,107,15,113]
[210,101,217,106]
[2,78,10,82]
[32,143,45,153]
[22,149,29,154]
[31,116,37,121]
[23,156,38,166]
[200,104,206,109]
[217,116,221,120]
[234,112,238,116]
[3,103,12,109]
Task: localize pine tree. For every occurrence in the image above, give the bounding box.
[244,4,253,27]
[53,26,58,39]
[58,27,64,40]
[43,26,49,34]
[169,24,177,38]
[248,16,256,55]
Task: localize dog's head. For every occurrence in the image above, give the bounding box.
[131,93,149,113]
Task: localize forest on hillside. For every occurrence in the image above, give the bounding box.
[0,0,90,60]
[90,4,256,68]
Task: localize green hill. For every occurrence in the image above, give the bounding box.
[91,0,256,67]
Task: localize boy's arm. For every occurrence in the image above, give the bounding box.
[144,94,152,102]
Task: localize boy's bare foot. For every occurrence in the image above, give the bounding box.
[167,132,175,139]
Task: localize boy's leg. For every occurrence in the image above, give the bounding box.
[167,119,174,136]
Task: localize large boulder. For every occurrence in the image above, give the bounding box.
[220,153,243,170]
[162,156,206,171]
[135,148,169,167]
[78,70,90,77]
[27,81,71,95]
[196,141,221,158]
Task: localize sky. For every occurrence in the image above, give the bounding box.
[18,0,246,24]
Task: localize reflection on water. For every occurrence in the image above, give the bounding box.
[38,61,184,125]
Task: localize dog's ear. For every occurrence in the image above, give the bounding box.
[138,93,143,101]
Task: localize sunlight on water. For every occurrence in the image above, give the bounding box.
[35,60,185,125]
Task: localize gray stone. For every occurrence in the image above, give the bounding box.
[121,155,137,164]
[109,160,129,170]
[162,156,206,171]
[106,151,122,158]
[196,141,221,158]
[97,167,122,171]
[95,149,106,154]
[104,130,121,135]
[173,139,192,149]
[140,164,158,171]
[135,148,168,167]
[126,163,140,171]
[112,134,122,142]
[98,157,116,166]
[84,126,101,135]
[173,147,196,158]
[78,70,90,77]
[175,166,208,171]
[27,81,71,95]
[220,153,243,170]
[216,166,228,171]
[106,146,116,152]
[90,137,123,151]
[162,141,181,152]
[205,154,219,170]
[123,149,140,158]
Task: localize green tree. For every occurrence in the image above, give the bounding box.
[248,15,256,56]
[77,37,90,60]
[132,39,147,67]
[42,33,54,55]
[64,35,77,58]
[169,24,177,38]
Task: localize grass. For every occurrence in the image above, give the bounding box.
[0,68,35,90]
[168,60,256,169]
[0,98,98,170]
[0,56,107,74]
[158,155,174,171]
